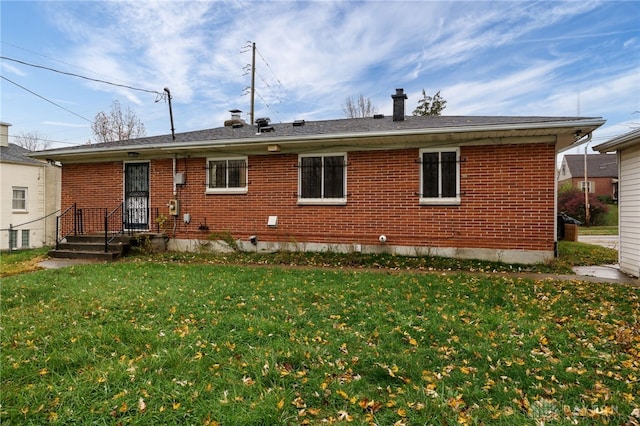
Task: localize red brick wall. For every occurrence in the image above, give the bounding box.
[62,162,123,209]
[565,177,616,200]
[60,143,557,252]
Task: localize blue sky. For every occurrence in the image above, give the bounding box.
[1,1,639,153]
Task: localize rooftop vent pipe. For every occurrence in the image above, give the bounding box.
[391,88,407,122]
[225,109,244,128]
[255,117,274,133]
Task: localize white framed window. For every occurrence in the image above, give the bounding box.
[298,153,347,205]
[419,148,461,205]
[21,230,30,248]
[206,157,248,194]
[9,229,18,249]
[578,181,594,193]
[12,187,27,211]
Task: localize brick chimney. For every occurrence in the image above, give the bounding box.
[0,122,11,147]
[391,88,407,121]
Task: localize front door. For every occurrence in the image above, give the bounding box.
[124,162,149,231]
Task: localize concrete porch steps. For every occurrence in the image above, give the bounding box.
[48,234,134,261]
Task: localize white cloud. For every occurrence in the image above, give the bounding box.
[42,121,89,128]
[1,61,27,77]
[4,0,637,145]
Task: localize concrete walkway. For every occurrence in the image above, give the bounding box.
[38,258,100,269]
[570,265,638,286]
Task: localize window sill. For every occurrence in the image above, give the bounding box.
[298,198,347,206]
[419,198,461,206]
[11,210,29,214]
[205,188,248,195]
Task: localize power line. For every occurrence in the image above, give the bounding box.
[1,41,145,90]
[254,46,287,94]
[256,72,285,108]
[8,134,87,146]
[1,75,93,123]
[1,56,163,95]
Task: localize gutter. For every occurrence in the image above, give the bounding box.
[593,128,640,152]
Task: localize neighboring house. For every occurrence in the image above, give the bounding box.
[557,153,618,200]
[594,129,640,278]
[30,89,605,264]
[0,122,61,250]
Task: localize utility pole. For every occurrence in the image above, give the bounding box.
[584,143,590,226]
[250,42,256,126]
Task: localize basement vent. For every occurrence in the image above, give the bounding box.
[293,120,306,127]
[373,114,384,119]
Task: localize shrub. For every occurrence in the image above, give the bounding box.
[597,194,615,205]
[558,186,609,226]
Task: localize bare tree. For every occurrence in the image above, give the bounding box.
[91,100,146,143]
[343,95,378,118]
[13,131,50,151]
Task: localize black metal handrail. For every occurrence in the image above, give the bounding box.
[55,203,77,250]
[55,203,162,252]
[105,203,124,252]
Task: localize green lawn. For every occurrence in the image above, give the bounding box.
[580,204,619,235]
[578,226,618,236]
[2,260,638,425]
[0,247,50,277]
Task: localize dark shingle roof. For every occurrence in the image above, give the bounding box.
[0,143,44,165]
[33,115,602,154]
[563,153,617,178]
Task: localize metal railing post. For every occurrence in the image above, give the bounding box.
[55,217,60,250]
[104,208,109,253]
[73,203,78,236]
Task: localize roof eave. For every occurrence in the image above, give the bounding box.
[29,117,606,162]
[593,129,640,152]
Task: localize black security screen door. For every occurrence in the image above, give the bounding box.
[124,162,149,230]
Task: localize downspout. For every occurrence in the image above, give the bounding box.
[172,154,177,237]
[41,164,46,247]
[173,154,177,196]
[165,87,178,238]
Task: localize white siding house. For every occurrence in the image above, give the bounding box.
[594,129,640,278]
[0,122,61,250]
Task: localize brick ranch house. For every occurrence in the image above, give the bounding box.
[31,90,605,264]
[557,153,618,201]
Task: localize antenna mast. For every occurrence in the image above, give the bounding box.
[164,87,176,141]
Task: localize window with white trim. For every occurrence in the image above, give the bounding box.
[419,148,460,205]
[206,157,248,193]
[578,181,594,193]
[9,230,18,249]
[12,187,27,211]
[298,153,346,204]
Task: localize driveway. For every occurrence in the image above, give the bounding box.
[578,235,619,249]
